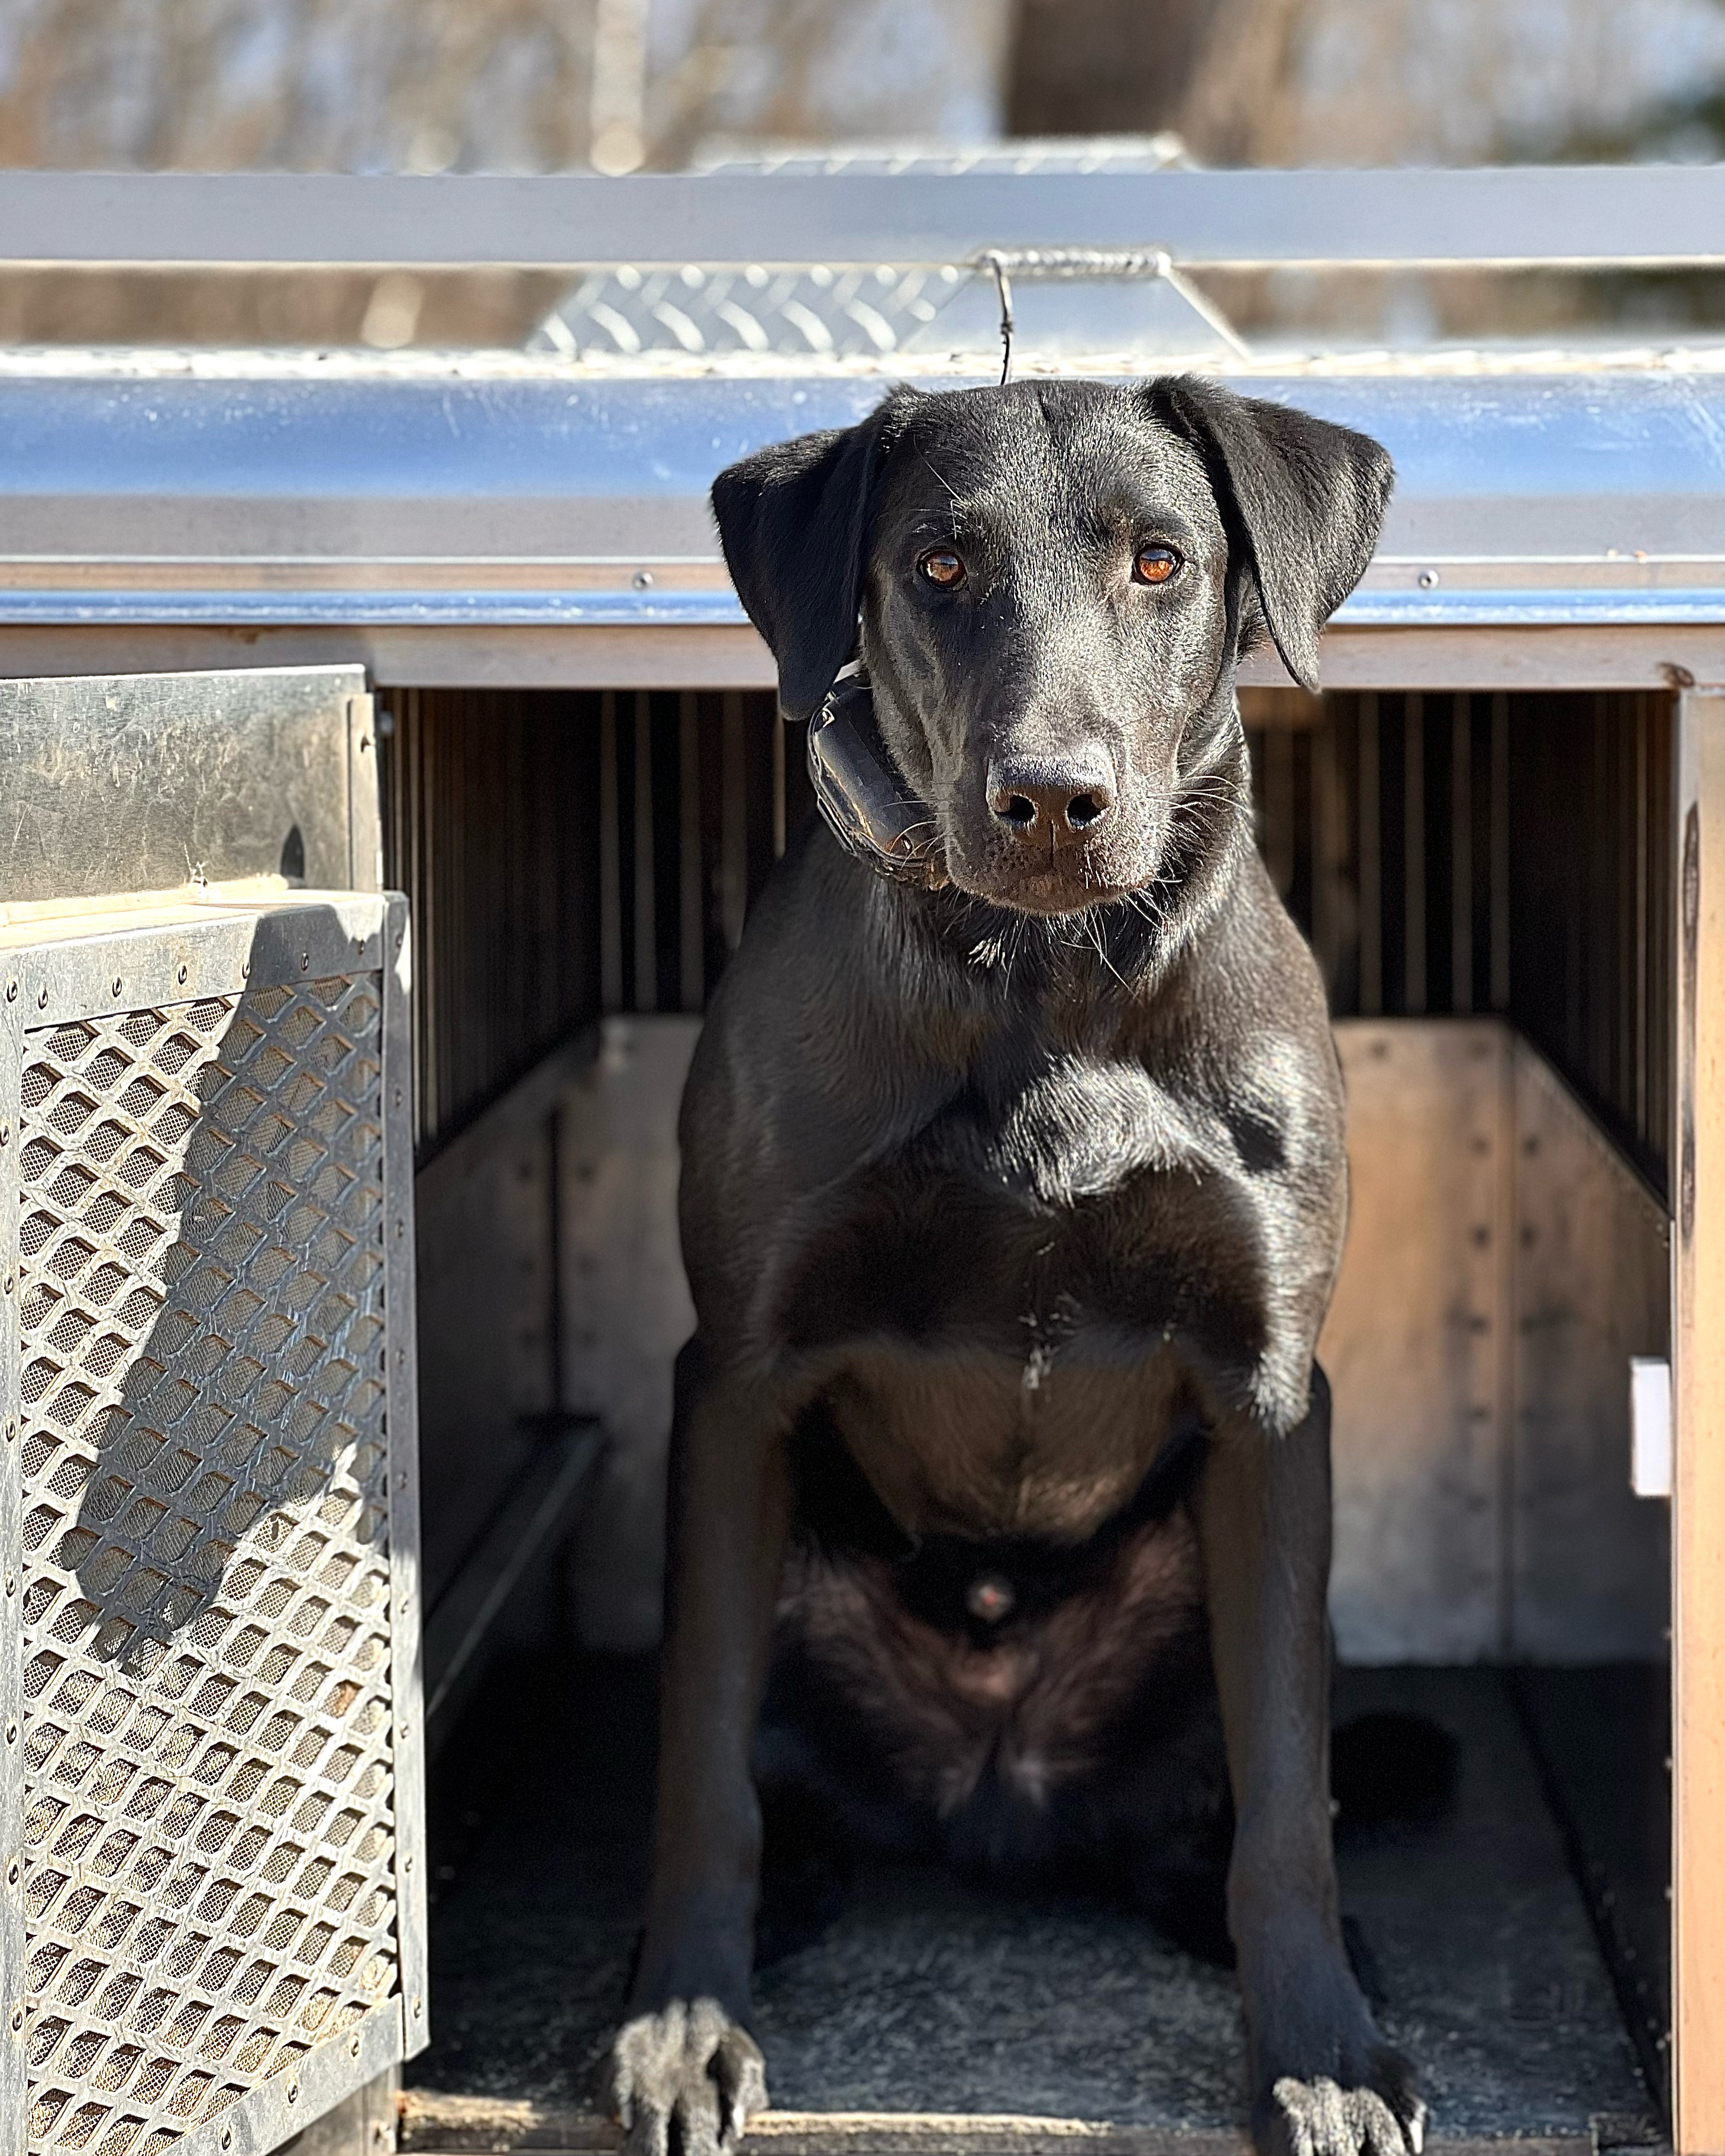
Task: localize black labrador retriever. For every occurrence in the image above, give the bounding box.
[605,377,1417,2156]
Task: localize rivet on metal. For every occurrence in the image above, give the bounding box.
[0,1120,8,1145]
[413,1996,424,2019]
[241,959,251,978]
[3,979,14,1002]
[5,1575,14,1596]
[288,2083,299,2105]
[9,2006,20,2033]
[350,2034,362,2059]
[5,1722,17,1746]
[1417,567,1440,589]
[2,1273,12,1296]
[176,964,189,985]
[6,1859,18,1885]
[222,2134,233,2152]
[632,568,655,590]
[3,1420,13,1443]
[111,977,122,998]
[301,952,311,972]
[34,986,46,1009]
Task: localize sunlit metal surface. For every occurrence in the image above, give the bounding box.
[0,355,1723,628]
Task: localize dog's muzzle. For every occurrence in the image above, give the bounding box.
[806,678,946,888]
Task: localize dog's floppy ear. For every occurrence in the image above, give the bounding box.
[711,391,914,721]
[1153,378,1393,693]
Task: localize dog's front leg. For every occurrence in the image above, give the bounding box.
[1194,1366,1424,2156]
[607,1340,796,2156]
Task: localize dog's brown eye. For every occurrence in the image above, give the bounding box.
[918,548,965,589]
[1133,544,1181,586]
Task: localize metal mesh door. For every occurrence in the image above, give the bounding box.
[0,896,424,2156]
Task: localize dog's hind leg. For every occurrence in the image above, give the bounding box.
[605,1338,803,2156]
[1192,1367,1425,2156]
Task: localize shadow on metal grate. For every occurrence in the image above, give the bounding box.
[19,976,396,2153]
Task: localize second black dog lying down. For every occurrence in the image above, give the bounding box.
[609,376,1432,2156]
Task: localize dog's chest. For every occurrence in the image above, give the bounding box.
[779,1052,1294,1539]
[782,1049,1271,1353]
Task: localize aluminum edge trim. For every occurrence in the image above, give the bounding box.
[5,587,1725,629]
[169,1993,404,2156]
[382,893,429,2059]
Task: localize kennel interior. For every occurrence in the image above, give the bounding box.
[6,160,1725,2156]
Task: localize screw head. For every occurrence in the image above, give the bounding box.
[1417,567,1440,590]
[632,568,655,590]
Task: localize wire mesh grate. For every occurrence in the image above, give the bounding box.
[14,975,398,2156]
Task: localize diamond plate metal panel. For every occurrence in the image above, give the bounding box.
[0,900,419,2156]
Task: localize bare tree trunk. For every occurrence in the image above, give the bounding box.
[1174,0,1309,164]
[1004,0,1216,137]
[1004,0,1307,162]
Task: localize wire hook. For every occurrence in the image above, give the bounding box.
[984,252,1014,386]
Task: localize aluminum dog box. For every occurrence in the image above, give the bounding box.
[0,162,1718,2155]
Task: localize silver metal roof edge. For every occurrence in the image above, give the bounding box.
[6,166,1725,271]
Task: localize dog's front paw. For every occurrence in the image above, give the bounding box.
[606,1998,767,2156]
[1265,2065,1426,2156]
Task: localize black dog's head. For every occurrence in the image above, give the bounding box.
[713,379,1391,916]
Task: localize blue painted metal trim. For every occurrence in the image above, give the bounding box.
[4,586,1725,629]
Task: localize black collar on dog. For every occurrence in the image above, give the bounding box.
[805,677,948,888]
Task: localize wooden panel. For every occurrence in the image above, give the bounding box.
[1672,690,1725,2154]
[558,1014,700,1652]
[413,1039,582,1611]
[1510,1040,1670,1660]
[398,2089,1593,2156]
[1321,1020,1511,1662]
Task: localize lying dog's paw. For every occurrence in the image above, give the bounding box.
[605,1997,767,2156]
[1267,2067,1426,2156]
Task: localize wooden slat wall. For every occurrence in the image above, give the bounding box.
[1243,689,1673,1199]
[381,686,1674,1201]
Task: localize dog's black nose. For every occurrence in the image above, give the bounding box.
[986,758,1116,846]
